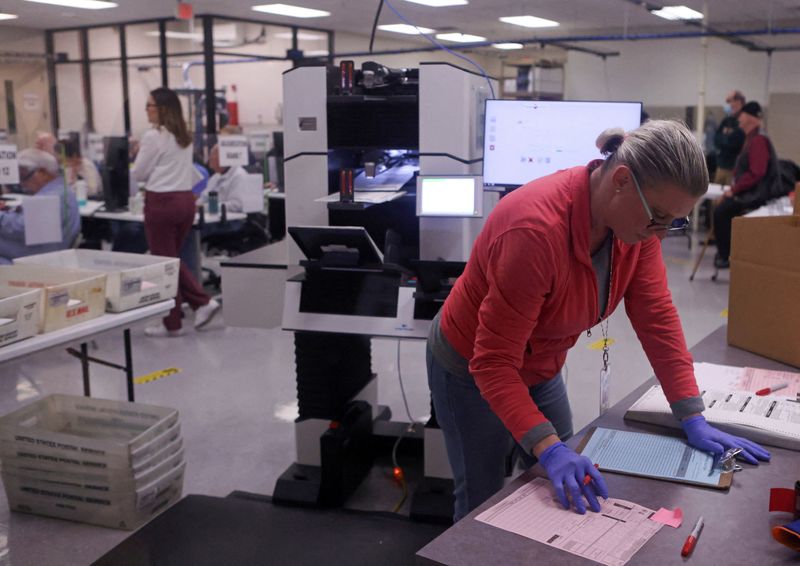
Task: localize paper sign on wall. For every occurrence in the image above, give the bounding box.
[22,195,63,245]
[87,134,104,162]
[219,136,249,167]
[249,132,270,154]
[0,144,20,184]
[241,174,264,213]
[23,93,41,112]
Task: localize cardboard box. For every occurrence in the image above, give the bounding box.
[0,265,106,333]
[728,213,800,368]
[16,250,178,313]
[0,287,41,348]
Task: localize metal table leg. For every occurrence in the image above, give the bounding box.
[124,328,134,402]
[80,342,91,396]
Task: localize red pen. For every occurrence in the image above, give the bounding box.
[681,516,704,557]
[583,463,600,486]
[756,383,788,396]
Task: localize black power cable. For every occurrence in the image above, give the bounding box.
[369,0,384,54]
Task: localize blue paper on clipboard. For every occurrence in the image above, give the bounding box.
[580,427,723,487]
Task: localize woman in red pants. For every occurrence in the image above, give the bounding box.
[131,87,220,337]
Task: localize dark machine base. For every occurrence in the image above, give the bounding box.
[410,477,455,525]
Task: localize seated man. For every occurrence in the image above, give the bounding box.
[199,144,251,213]
[713,101,780,269]
[0,149,80,264]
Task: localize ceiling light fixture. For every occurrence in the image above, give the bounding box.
[402,0,468,6]
[435,32,486,43]
[377,23,434,35]
[0,12,19,20]
[499,15,559,29]
[251,3,330,18]
[492,42,524,50]
[650,5,703,20]
[22,0,117,9]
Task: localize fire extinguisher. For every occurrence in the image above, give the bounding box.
[227,84,239,126]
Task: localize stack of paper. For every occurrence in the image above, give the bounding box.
[625,363,800,450]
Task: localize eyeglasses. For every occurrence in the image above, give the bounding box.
[19,168,37,183]
[629,170,690,232]
[145,103,158,109]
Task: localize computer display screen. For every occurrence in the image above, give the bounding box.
[483,100,642,188]
[416,175,483,218]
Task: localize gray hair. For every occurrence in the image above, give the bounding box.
[18,148,60,177]
[596,120,709,197]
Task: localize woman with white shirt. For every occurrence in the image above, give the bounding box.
[131,87,220,337]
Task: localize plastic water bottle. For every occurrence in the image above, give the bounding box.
[208,190,219,215]
[75,179,88,207]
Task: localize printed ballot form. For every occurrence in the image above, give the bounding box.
[475,477,661,566]
[626,362,800,451]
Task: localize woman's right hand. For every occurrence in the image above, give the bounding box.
[538,441,609,514]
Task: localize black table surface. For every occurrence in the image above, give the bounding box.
[416,326,800,565]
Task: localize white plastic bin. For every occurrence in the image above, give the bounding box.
[0,395,179,471]
[3,460,185,529]
[0,287,41,348]
[15,250,179,312]
[0,265,106,333]
[1,445,184,497]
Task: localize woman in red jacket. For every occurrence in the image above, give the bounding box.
[427,120,770,522]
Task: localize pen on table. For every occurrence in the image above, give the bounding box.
[681,516,704,558]
[583,463,600,486]
[756,383,788,396]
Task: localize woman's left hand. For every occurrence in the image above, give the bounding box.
[681,414,771,465]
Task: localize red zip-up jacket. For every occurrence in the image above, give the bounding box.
[439,164,702,446]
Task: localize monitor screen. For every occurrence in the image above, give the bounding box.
[416,175,483,218]
[483,100,642,188]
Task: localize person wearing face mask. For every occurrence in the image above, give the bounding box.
[426,120,771,523]
[713,90,746,186]
[713,101,780,269]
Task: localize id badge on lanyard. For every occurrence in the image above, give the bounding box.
[599,320,611,415]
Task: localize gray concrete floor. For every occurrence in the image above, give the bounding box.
[0,233,731,565]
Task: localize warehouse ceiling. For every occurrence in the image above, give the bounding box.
[1,0,800,53]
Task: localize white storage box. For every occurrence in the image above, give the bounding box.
[15,250,179,313]
[0,265,106,333]
[3,460,185,529]
[0,394,179,471]
[0,287,41,348]
[0,421,182,474]
[1,445,184,498]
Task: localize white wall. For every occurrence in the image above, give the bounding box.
[0,26,49,148]
[565,36,800,108]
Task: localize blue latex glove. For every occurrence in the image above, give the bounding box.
[538,441,609,514]
[681,415,771,465]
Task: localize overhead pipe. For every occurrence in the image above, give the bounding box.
[329,26,800,60]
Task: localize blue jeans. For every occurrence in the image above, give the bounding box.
[427,345,573,521]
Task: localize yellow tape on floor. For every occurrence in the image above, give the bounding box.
[134,367,181,385]
[720,308,729,318]
[588,338,616,350]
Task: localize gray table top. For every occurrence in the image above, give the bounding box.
[416,326,800,565]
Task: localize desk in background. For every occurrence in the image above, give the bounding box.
[416,325,800,565]
[0,300,174,402]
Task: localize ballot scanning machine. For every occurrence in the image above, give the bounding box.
[272,61,496,519]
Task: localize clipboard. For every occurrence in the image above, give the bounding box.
[576,426,733,490]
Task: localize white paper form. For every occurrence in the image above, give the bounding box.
[476,477,661,566]
[21,195,62,246]
[580,427,720,486]
[315,190,407,204]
